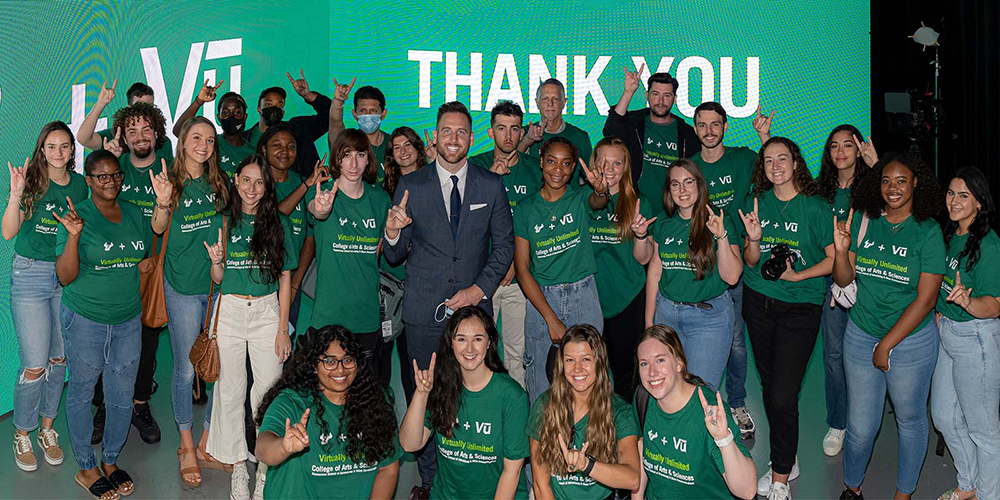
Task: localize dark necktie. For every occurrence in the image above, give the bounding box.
[450,175,461,238]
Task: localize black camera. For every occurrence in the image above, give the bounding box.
[761,243,797,281]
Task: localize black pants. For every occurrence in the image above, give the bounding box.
[603,290,645,400]
[94,324,163,405]
[396,328,415,400]
[404,322,445,489]
[742,286,821,475]
[355,330,392,389]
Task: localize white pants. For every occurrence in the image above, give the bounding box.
[206,293,283,464]
[493,283,526,388]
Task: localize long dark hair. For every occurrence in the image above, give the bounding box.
[331,129,378,184]
[22,121,76,220]
[944,166,994,271]
[428,306,507,438]
[851,151,943,222]
[255,326,397,464]
[256,122,298,173]
[383,126,428,197]
[225,154,285,284]
[817,124,864,203]
[663,159,715,280]
[750,137,819,197]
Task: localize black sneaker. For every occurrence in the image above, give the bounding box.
[839,488,864,499]
[131,402,161,444]
[91,404,105,445]
[408,486,430,500]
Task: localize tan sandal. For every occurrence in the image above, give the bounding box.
[176,448,201,487]
[196,443,233,473]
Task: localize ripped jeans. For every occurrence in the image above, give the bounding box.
[11,254,66,432]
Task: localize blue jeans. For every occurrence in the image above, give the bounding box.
[931,317,1000,499]
[821,278,850,430]
[164,279,216,431]
[61,305,141,470]
[523,275,603,405]
[724,279,747,407]
[11,254,66,432]
[843,318,938,494]
[654,290,734,391]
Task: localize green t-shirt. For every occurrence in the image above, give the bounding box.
[372,132,388,185]
[119,153,168,220]
[424,372,530,500]
[275,171,308,256]
[526,122,592,185]
[260,388,402,500]
[652,212,738,304]
[637,118,679,200]
[635,386,750,500]
[513,188,597,286]
[849,215,946,338]
[217,134,257,178]
[590,194,649,317]
[740,191,833,305]
[164,176,224,296]
[98,128,174,165]
[308,182,390,333]
[221,214,298,296]
[56,200,152,324]
[938,230,1000,322]
[831,187,852,220]
[469,150,542,212]
[691,146,756,219]
[13,172,89,262]
[527,391,639,500]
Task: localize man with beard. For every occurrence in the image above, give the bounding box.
[78,80,174,163]
[171,80,256,176]
[518,78,591,182]
[467,100,539,388]
[327,80,392,183]
[244,70,332,179]
[603,69,700,200]
[383,101,515,498]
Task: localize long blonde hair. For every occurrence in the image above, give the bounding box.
[169,117,229,210]
[536,325,618,475]
[591,137,638,241]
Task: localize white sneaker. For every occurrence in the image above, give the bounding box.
[757,458,800,497]
[252,462,267,500]
[231,462,250,500]
[768,481,791,500]
[730,406,756,439]
[823,428,846,456]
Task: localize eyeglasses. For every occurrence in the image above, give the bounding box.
[88,172,124,184]
[669,178,696,191]
[318,356,356,370]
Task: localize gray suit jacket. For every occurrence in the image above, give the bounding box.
[383,162,514,326]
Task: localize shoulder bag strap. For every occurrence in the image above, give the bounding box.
[203,216,227,336]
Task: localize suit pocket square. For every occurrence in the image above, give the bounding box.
[470,203,488,211]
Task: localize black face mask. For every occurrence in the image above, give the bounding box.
[261,106,284,126]
[220,116,245,135]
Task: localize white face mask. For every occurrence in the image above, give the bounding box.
[434,302,455,323]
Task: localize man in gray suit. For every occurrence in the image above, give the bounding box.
[382,101,514,498]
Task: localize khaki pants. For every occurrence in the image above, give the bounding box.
[206,293,283,464]
[493,283,526,388]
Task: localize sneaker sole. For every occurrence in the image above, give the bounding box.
[823,443,843,457]
[15,457,38,472]
[42,452,63,466]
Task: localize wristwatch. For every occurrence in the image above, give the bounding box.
[582,453,596,477]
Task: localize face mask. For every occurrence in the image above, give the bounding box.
[434,302,455,323]
[357,114,382,134]
[220,116,245,135]
[261,106,284,126]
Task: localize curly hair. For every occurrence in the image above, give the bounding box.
[943,166,994,271]
[592,137,637,241]
[536,325,619,476]
[382,126,427,197]
[111,101,167,153]
[817,124,864,204]
[663,159,715,280]
[256,122,299,173]
[429,306,508,438]
[169,116,229,211]
[224,154,286,284]
[750,137,819,197]
[850,151,943,222]
[21,121,76,221]
[255,325,397,464]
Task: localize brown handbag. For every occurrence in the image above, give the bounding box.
[138,221,170,328]
[189,218,226,394]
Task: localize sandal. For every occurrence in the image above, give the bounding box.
[176,448,202,487]
[105,468,135,497]
[197,443,234,473]
[75,474,120,500]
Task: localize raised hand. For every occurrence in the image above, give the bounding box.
[332,77,356,103]
[423,130,437,162]
[305,153,330,188]
[310,179,338,217]
[8,158,27,198]
[623,62,645,95]
[526,120,545,143]
[853,134,878,167]
[581,158,607,194]
[286,69,311,97]
[490,150,517,175]
[738,198,762,242]
[698,388,731,440]
[196,79,225,104]
[412,352,436,394]
[385,189,412,235]
[203,228,224,264]
[833,209,854,253]
[751,105,775,137]
[150,158,173,205]
[705,205,726,238]
[630,199,657,238]
[97,79,117,106]
[557,435,590,474]
[52,196,83,236]
[281,408,310,454]
[103,127,123,158]
[946,270,974,310]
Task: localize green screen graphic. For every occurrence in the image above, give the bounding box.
[0,0,869,413]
